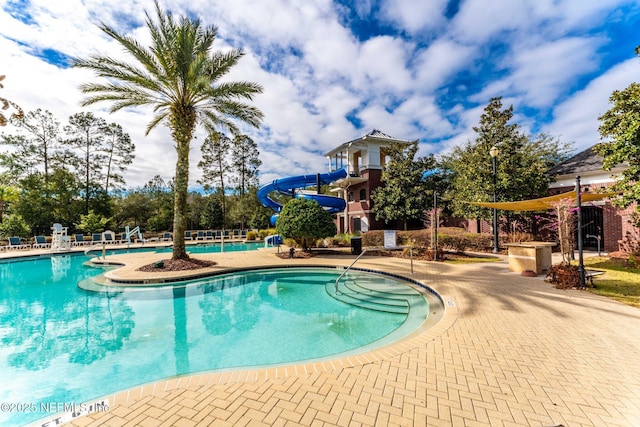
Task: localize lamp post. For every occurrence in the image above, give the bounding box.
[490,145,499,253]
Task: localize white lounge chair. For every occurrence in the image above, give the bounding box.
[5,236,30,250]
[33,235,51,249]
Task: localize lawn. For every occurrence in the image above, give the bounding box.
[443,254,502,264]
[583,257,640,308]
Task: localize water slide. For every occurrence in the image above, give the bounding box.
[257,169,348,224]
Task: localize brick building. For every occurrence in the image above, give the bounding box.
[324,133,634,253]
[460,146,634,253]
[547,146,633,253]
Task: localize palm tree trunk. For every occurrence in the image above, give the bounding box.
[170,107,196,260]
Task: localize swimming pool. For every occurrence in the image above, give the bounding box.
[88,240,264,256]
[0,253,433,426]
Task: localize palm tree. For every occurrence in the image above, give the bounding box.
[73,1,263,260]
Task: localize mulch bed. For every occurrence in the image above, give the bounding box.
[137,258,216,272]
[275,251,315,259]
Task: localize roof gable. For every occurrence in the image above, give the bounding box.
[548,146,604,176]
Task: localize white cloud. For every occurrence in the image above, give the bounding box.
[547,58,640,152]
[475,36,603,108]
[413,38,475,91]
[380,0,448,33]
[451,0,533,43]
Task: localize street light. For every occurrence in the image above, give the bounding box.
[489,145,499,253]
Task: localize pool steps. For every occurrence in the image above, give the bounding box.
[326,276,423,315]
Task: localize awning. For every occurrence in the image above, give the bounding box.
[468,191,618,212]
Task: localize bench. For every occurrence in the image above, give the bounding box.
[585,270,604,286]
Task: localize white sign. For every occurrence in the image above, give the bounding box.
[383,230,396,249]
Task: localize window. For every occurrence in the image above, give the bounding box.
[348,191,354,202]
[359,189,366,201]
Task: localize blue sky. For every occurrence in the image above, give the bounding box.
[1,0,639,189]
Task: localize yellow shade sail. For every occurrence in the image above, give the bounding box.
[468,191,618,212]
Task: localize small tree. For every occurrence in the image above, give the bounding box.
[276,198,336,250]
[250,205,273,230]
[370,141,434,230]
[547,198,576,265]
[0,213,30,238]
[596,79,640,213]
[76,210,109,234]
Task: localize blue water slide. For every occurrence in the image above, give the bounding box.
[257,169,348,222]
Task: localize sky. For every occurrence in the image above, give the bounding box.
[1,0,640,190]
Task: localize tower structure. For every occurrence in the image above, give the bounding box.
[324,129,413,233]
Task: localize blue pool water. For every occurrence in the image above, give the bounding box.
[96,240,264,255]
[0,252,429,426]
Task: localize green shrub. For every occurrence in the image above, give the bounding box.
[276,198,336,250]
[246,230,257,240]
[284,237,297,247]
[0,213,31,238]
[438,233,470,253]
[258,228,277,239]
[363,227,504,254]
[361,230,384,247]
[508,231,535,243]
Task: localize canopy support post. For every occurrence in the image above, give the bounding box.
[576,176,586,288]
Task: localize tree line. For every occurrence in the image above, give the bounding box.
[0,107,272,238]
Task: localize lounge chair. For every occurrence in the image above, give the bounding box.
[185,230,193,240]
[161,232,172,242]
[102,230,117,244]
[196,230,205,240]
[91,233,102,244]
[233,229,240,238]
[215,230,222,240]
[73,234,88,246]
[120,232,129,244]
[5,236,30,250]
[223,229,230,238]
[205,230,214,240]
[241,229,247,239]
[33,235,50,249]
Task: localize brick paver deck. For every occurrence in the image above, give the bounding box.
[15,245,640,426]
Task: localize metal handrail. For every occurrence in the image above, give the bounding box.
[334,245,413,294]
[84,243,106,260]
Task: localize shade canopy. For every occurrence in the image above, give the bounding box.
[468,190,618,212]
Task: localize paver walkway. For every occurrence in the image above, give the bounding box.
[26,248,640,426]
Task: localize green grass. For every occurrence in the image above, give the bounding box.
[583,257,640,308]
[443,255,502,264]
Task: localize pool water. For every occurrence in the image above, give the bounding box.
[97,240,265,255]
[0,253,428,426]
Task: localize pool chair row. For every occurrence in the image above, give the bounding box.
[79,231,173,245]
[0,235,53,251]
[185,229,248,240]
[1,235,54,250]
[1,237,32,251]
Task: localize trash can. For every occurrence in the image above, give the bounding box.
[351,237,362,255]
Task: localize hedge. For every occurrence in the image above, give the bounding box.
[361,227,511,253]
